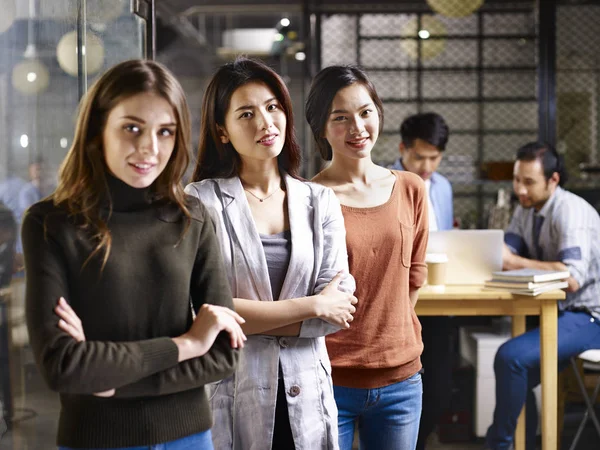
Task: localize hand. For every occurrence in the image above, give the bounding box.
[56,297,85,342]
[93,389,116,397]
[566,276,580,293]
[12,253,24,273]
[55,297,115,397]
[502,243,515,269]
[180,304,247,359]
[314,271,358,329]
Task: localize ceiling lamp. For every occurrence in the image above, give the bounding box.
[12,0,49,95]
[12,57,50,95]
[401,15,447,61]
[0,0,16,33]
[56,30,105,77]
[426,0,484,18]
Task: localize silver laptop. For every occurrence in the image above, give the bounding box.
[426,229,504,285]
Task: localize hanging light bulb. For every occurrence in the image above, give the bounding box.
[12,0,50,96]
[401,15,447,61]
[426,0,484,18]
[0,0,16,33]
[56,30,105,77]
[12,55,50,95]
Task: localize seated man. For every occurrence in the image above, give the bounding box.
[0,205,16,288]
[485,142,600,450]
[390,112,454,449]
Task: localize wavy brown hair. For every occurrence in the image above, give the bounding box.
[192,57,301,181]
[52,59,192,267]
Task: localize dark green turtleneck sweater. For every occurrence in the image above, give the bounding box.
[22,175,239,448]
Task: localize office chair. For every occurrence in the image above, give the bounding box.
[567,349,600,450]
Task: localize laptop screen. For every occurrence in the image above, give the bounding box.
[426,229,504,285]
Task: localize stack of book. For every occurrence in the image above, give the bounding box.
[484,268,570,296]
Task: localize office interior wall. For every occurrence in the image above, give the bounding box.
[318,3,600,227]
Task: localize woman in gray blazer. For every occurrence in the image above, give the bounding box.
[185,58,357,450]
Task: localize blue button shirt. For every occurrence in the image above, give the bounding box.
[0,176,27,218]
[389,158,454,231]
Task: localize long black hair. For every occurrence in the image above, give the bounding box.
[192,57,301,181]
[305,65,384,161]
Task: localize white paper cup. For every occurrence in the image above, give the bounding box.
[425,253,449,287]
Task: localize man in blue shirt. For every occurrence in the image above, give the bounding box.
[390,112,455,449]
[0,160,48,257]
[390,112,453,231]
[485,142,600,450]
[0,205,16,287]
[0,175,27,217]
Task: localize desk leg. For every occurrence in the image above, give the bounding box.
[540,300,558,450]
[512,315,526,450]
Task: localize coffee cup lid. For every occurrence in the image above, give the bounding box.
[425,253,448,263]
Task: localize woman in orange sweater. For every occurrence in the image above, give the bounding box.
[307,65,429,450]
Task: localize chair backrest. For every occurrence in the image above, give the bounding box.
[579,349,600,371]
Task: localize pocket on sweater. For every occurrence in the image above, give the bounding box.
[400,222,414,268]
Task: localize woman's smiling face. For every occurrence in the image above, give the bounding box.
[102,92,177,188]
[323,83,380,161]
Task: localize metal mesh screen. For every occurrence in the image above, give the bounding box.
[320,4,538,228]
[556,4,600,212]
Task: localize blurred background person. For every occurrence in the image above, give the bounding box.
[391,112,456,450]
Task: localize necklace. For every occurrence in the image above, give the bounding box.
[243,186,280,202]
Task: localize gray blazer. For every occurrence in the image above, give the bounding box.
[185,174,355,450]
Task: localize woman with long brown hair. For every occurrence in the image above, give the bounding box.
[22,59,244,450]
[186,57,357,450]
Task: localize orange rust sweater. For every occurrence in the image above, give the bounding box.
[326,170,429,389]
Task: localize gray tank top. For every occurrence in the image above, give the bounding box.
[259,230,291,300]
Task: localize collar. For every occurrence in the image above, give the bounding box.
[392,158,438,185]
[217,172,310,208]
[104,173,154,212]
[536,186,563,219]
[390,158,405,171]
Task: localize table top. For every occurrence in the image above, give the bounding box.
[418,284,566,301]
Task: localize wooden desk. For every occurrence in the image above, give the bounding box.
[416,285,565,450]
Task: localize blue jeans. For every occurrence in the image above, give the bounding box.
[486,310,600,450]
[334,372,423,450]
[58,430,213,450]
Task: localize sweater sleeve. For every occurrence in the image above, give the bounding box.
[299,187,356,338]
[114,201,239,398]
[23,207,180,395]
[410,179,429,290]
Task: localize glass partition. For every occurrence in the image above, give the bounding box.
[0,1,149,446]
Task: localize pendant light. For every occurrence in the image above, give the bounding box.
[401,15,447,61]
[56,30,105,77]
[12,0,49,96]
[0,0,16,33]
[427,0,484,18]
